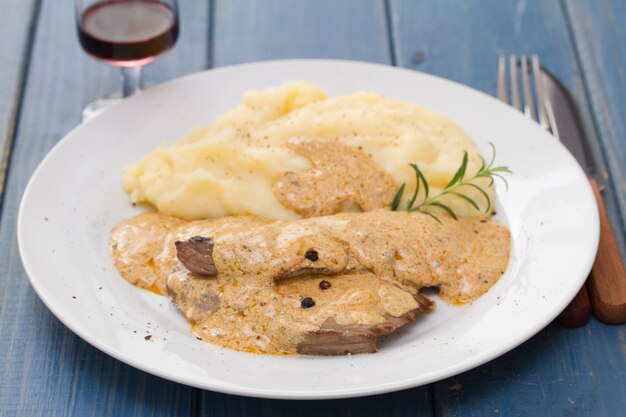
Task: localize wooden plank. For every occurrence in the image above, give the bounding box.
[212,0,390,66]
[203,0,434,413]
[0,0,38,204]
[0,1,211,416]
[200,390,433,417]
[389,1,626,416]
[564,0,626,238]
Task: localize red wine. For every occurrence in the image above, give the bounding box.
[78,0,178,67]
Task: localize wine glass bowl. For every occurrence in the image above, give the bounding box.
[75,0,179,119]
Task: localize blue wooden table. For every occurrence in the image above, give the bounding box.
[1,1,625,415]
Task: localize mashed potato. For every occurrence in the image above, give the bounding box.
[123,81,494,220]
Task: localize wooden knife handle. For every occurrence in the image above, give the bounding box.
[588,178,626,324]
[554,285,591,328]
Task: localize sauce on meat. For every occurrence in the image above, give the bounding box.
[112,138,510,355]
[111,209,510,354]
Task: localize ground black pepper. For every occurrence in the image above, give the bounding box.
[305,249,319,262]
[301,297,315,308]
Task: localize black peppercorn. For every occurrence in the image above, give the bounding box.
[305,249,319,262]
[319,280,331,290]
[301,297,315,308]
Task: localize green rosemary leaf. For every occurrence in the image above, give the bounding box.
[394,143,510,220]
[447,191,480,210]
[478,156,486,173]
[391,183,405,211]
[414,164,429,200]
[445,151,468,188]
[428,201,458,220]
[490,173,509,190]
[459,151,468,179]
[407,164,420,209]
[487,142,497,167]
[464,182,492,212]
[419,210,443,224]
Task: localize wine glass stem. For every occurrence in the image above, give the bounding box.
[121,66,143,97]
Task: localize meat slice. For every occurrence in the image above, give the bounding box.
[167,265,221,323]
[175,236,218,276]
[169,268,433,355]
[296,292,433,355]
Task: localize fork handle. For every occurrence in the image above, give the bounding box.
[554,285,591,328]
[587,179,626,324]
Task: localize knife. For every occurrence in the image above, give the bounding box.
[540,69,626,325]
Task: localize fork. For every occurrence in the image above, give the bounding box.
[497,54,558,135]
[497,54,592,327]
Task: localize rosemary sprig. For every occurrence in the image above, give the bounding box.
[391,143,511,221]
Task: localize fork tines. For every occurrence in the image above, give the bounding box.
[498,54,553,135]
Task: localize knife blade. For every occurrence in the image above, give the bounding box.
[540,68,626,325]
[540,70,595,176]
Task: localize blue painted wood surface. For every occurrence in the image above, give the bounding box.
[0,0,37,198]
[200,390,433,417]
[212,0,390,66]
[1,0,625,416]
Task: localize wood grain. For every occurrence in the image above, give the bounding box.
[0,1,211,416]
[565,0,626,243]
[200,390,433,417]
[0,0,38,204]
[588,179,626,324]
[212,0,390,66]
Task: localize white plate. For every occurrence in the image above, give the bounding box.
[18,60,599,399]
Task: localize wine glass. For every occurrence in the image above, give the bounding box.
[75,0,179,120]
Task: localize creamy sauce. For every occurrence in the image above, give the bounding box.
[110,212,183,293]
[273,137,397,216]
[111,214,268,294]
[111,209,510,354]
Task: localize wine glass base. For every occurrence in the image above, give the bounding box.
[81,97,121,122]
